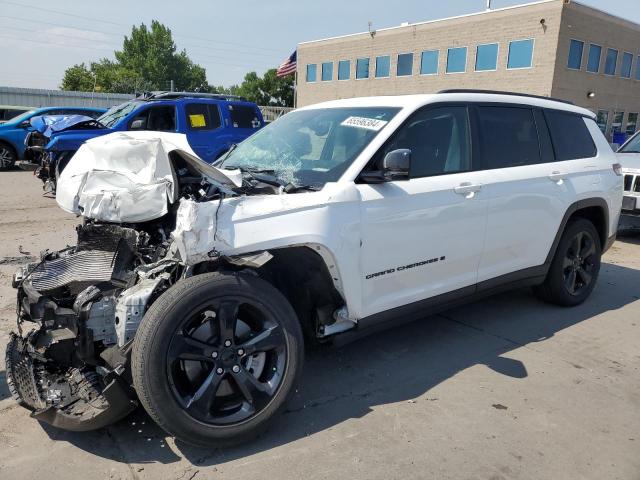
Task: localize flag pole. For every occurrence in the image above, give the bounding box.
[294,69,298,109]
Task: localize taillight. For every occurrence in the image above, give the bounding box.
[613,163,623,176]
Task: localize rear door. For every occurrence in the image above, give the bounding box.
[184,102,224,161]
[475,105,598,283]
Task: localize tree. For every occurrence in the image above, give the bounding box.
[215,69,294,107]
[61,20,208,93]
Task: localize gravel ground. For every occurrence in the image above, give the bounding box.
[0,169,639,480]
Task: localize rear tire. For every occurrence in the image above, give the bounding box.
[131,272,304,447]
[0,142,16,170]
[534,218,601,306]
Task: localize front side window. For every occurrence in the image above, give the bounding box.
[321,62,333,81]
[356,58,370,79]
[338,60,351,80]
[185,103,221,130]
[446,47,467,73]
[377,106,471,178]
[228,105,261,129]
[545,110,597,160]
[129,106,176,131]
[587,44,602,73]
[596,110,609,134]
[306,64,317,82]
[605,48,618,75]
[477,106,540,168]
[375,56,391,78]
[567,39,584,70]
[397,53,414,76]
[475,43,499,71]
[420,50,439,75]
[626,113,638,136]
[508,39,534,69]
[621,52,633,78]
[219,107,400,188]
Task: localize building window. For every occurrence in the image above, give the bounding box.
[567,39,584,70]
[321,62,333,81]
[420,50,439,75]
[507,39,534,69]
[397,53,414,76]
[587,44,602,73]
[475,43,499,71]
[605,48,618,75]
[612,111,624,133]
[375,55,391,78]
[356,58,370,79]
[626,113,638,135]
[621,52,633,78]
[338,60,351,80]
[306,64,317,82]
[446,47,467,73]
[596,110,609,134]
[637,56,640,80]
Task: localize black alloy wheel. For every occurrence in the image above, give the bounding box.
[562,230,597,296]
[166,298,287,426]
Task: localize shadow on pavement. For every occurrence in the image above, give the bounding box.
[33,261,640,467]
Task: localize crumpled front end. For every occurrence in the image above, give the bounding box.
[5,221,178,430]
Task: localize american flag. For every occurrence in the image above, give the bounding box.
[277,51,297,77]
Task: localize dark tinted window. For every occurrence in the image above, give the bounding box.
[228,104,261,129]
[379,106,471,178]
[129,106,176,131]
[544,110,597,160]
[478,106,540,168]
[185,103,221,130]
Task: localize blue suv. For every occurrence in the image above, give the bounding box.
[0,106,105,170]
[30,92,265,188]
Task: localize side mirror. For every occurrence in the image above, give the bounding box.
[19,120,31,129]
[130,119,145,130]
[382,149,411,181]
[358,149,412,184]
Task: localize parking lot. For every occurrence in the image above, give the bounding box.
[0,169,638,480]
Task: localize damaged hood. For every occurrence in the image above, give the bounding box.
[56,131,242,223]
[30,114,104,137]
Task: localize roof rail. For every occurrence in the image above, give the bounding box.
[437,89,574,105]
[138,91,249,102]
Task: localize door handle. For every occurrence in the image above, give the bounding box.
[549,171,566,183]
[454,182,482,198]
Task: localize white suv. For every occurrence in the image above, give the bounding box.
[6,91,623,446]
[616,131,640,230]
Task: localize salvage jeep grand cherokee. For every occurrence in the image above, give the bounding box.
[5,91,623,446]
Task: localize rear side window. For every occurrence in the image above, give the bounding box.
[477,106,540,168]
[544,110,597,160]
[228,104,261,129]
[185,103,222,130]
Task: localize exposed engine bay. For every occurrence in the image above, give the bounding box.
[5,132,288,431]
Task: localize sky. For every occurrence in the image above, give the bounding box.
[1,0,638,90]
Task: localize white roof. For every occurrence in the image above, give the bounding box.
[298,93,595,118]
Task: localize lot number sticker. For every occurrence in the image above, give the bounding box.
[341,116,388,131]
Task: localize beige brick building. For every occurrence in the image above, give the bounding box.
[296,0,640,140]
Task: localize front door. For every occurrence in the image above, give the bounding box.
[357,105,489,318]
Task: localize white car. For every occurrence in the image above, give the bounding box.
[616,132,640,230]
[6,91,623,446]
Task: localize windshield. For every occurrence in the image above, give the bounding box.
[97,101,141,128]
[8,110,36,124]
[619,132,640,153]
[218,107,400,188]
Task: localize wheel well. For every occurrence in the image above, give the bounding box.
[0,140,17,156]
[195,247,345,341]
[569,205,607,248]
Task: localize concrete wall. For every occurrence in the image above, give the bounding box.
[552,2,640,137]
[296,0,564,107]
[0,86,134,109]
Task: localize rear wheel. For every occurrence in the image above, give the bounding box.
[534,218,601,306]
[131,272,304,446]
[0,143,16,170]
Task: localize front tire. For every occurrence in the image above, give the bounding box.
[0,143,16,170]
[534,218,602,306]
[131,272,304,446]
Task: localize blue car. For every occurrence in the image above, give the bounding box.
[0,106,106,170]
[30,92,265,189]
